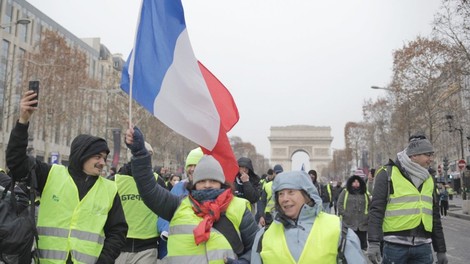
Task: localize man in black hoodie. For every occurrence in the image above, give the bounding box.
[6,91,127,263]
[235,157,261,207]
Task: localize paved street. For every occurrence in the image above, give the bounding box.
[442,215,470,263]
[439,195,470,263]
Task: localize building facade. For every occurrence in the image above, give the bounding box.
[0,0,124,169]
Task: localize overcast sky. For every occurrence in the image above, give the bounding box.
[27,0,443,159]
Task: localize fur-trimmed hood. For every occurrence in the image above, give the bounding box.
[346,175,367,194]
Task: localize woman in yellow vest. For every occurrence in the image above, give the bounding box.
[367,133,448,264]
[251,170,367,264]
[125,126,259,264]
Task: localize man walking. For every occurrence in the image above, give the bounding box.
[367,133,448,264]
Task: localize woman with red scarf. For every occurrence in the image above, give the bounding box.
[125,126,259,264]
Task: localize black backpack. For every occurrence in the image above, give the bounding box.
[0,165,39,264]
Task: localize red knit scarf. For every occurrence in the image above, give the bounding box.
[190,189,234,245]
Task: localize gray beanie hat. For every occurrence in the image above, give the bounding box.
[406,136,434,156]
[192,155,225,184]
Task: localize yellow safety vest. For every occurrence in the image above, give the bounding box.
[260,179,266,190]
[327,184,332,201]
[37,164,116,264]
[261,212,340,263]
[383,166,434,233]
[115,173,159,239]
[167,196,248,264]
[264,181,275,213]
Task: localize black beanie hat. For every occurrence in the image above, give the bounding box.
[69,134,110,171]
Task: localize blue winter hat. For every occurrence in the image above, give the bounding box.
[273,164,284,174]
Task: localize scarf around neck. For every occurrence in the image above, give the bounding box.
[189,188,234,245]
[397,150,430,188]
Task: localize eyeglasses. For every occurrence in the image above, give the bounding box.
[422,153,434,157]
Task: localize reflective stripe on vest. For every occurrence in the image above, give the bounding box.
[264,181,274,213]
[343,191,369,214]
[166,196,248,264]
[261,212,340,263]
[37,164,116,264]
[260,179,266,190]
[383,166,434,233]
[115,173,159,239]
[327,184,332,201]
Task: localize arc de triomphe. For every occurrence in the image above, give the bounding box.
[269,125,333,173]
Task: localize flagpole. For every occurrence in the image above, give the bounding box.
[127,0,145,129]
[128,72,133,129]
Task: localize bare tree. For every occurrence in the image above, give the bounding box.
[25,29,92,162]
[345,122,369,170]
[390,37,459,146]
[362,97,396,166]
[433,0,470,75]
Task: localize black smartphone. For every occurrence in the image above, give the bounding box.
[29,80,40,107]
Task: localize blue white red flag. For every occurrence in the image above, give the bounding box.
[121,0,239,181]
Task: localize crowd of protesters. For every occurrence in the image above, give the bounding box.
[0,90,448,264]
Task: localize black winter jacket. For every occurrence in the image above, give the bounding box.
[234,173,261,204]
[367,159,446,253]
[6,121,128,264]
[235,157,261,204]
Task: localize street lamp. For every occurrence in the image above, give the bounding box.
[445,114,464,160]
[443,157,449,184]
[371,85,392,91]
[371,85,413,138]
[0,18,31,29]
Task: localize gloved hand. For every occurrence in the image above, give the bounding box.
[367,242,382,264]
[160,231,168,241]
[436,252,448,264]
[125,126,148,157]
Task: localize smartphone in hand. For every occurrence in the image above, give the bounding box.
[29,81,40,107]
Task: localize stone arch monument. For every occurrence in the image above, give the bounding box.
[269,125,333,173]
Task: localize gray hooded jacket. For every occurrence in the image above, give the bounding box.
[250,171,367,264]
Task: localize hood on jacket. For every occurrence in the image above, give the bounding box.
[307,169,318,183]
[272,171,323,207]
[237,157,254,172]
[346,175,367,194]
[236,157,260,186]
[272,171,323,224]
[68,134,109,175]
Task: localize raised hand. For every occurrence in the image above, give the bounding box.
[19,90,38,124]
[125,126,148,157]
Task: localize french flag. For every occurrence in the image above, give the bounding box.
[121,0,239,182]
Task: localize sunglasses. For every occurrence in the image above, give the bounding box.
[422,153,434,157]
